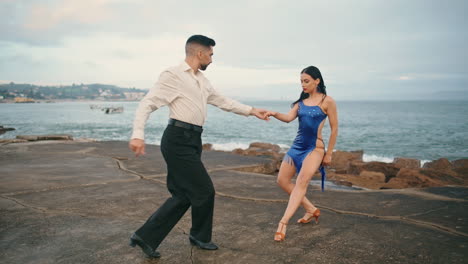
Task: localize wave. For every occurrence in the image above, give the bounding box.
[211,142,250,151]
[211,142,291,152]
[363,154,430,167]
[362,154,394,163]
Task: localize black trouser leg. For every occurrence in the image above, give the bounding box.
[134,124,215,248]
[135,194,190,249]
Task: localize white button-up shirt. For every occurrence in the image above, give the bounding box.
[131,61,253,139]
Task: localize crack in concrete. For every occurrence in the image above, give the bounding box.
[405,206,449,217]
[0,194,48,213]
[117,164,468,238]
[190,245,195,264]
[2,178,140,196]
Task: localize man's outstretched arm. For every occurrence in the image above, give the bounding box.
[207,87,269,120]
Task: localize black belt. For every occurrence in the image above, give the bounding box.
[168,119,203,132]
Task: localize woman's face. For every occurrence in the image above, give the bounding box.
[301,73,320,94]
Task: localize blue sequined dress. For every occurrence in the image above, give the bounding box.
[284,99,328,191]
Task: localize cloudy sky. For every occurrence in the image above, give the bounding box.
[1,0,467,100]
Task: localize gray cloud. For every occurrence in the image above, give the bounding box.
[0,0,467,100]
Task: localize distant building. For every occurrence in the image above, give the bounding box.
[15,97,35,103]
[123,92,145,100]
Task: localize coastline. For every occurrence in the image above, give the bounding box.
[2,134,467,191]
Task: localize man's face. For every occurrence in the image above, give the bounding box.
[199,46,213,71]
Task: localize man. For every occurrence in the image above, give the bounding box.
[128,34,268,258]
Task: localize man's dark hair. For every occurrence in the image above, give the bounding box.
[186,35,216,47]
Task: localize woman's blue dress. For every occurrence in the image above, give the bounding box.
[284,100,327,191]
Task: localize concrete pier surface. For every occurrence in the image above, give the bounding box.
[1,141,467,263]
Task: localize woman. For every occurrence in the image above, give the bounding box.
[265,66,338,242]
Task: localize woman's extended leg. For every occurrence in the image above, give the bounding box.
[276,161,317,215]
[275,148,325,240]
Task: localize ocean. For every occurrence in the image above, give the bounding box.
[1,100,467,162]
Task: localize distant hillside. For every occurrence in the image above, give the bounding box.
[0,82,147,100]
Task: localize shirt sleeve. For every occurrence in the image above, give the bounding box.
[131,71,180,140]
[206,81,253,116]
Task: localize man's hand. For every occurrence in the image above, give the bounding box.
[129,138,146,157]
[250,107,269,120]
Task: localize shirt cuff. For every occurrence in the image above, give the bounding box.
[131,130,144,140]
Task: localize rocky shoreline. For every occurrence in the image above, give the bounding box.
[204,142,468,190]
[2,134,467,190]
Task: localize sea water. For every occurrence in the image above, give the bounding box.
[1,100,467,162]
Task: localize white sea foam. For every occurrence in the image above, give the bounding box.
[211,142,291,152]
[363,154,432,168]
[421,160,431,167]
[362,154,394,163]
[211,142,250,151]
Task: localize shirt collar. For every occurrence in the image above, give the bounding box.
[180,61,205,78]
[180,61,192,72]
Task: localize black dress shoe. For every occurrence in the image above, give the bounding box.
[129,233,161,258]
[189,235,218,250]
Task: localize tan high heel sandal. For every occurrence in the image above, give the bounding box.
[274,222,288,242]
[297,208,320,224]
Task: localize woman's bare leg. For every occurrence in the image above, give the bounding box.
[276,149,325,236]
[276,161,317,213]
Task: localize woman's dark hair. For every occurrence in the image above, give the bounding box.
[186,35,216,47]
[291,66,327,107]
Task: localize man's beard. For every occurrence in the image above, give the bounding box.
[200,64,209,71]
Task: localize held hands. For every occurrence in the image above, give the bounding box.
[264,111,278,119]
[251,107,270,120]
[251,108,278,121]
[129,138,146,157]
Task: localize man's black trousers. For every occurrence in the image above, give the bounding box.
[135,124,214,250]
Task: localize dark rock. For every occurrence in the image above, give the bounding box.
[382,168,440,189]
[347,160,400,182]
[16,134,73,141]
[330,150,363,171]
[248,142,281,152]
[422,158,453,171]
[452,159,468,177]
[0,139,28,144]
[202,143,213,151]
[0,125,15,135]
[393,157,421,169]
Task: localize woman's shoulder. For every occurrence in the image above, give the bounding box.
[323,95,336,104]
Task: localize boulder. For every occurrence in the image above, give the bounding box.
[232,148,246,155]
[422,158,452,171]
[359,171,386,183]
[233,142,283,160]
[381,167,465,189]
[248,142,281,152]
[330,150,364,172]
[202,143,213,151]
[381,168,441,189]
[0,125,15,135]
[419,168,465,185]
[0,139,28,144]
[347,161,400,182]
[16,134,73,141]
[393,157,421,169]
[452,159,468,177]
